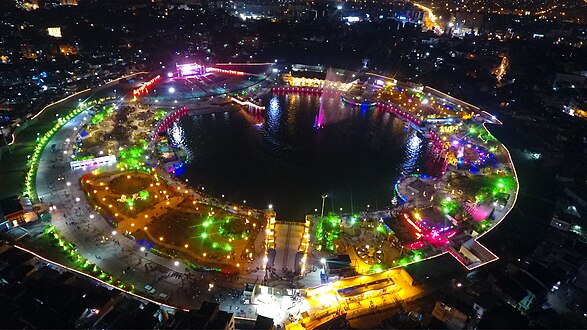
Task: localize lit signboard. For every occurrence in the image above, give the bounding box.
[70,155,116,170]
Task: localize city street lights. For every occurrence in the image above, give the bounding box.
[321,194,328,218]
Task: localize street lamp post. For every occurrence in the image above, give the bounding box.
[321,194,328,218]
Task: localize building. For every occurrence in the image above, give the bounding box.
[0,244,237,329]
[323,255,354,282]
[171,301,235,330]
[47,27,63,38]
[431,299,473,329]
[254,315,275,330]
[452,12,484,35]
[14,0,39,10]
[487,269,546,313]
[0,196,37,226]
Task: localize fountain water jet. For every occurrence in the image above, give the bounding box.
[313,68,343,129]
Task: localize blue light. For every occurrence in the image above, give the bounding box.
[269,96,279,112]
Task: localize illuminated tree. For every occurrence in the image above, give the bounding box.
[315,213,342,252]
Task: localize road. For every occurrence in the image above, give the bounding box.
[30,102,268,316]
[0,73,144,199]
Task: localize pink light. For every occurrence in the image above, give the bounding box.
[406,241,427,250]
[403,214,422,233]
[133,75,161,97]
[206,67,246,76]
[177,62,205,77]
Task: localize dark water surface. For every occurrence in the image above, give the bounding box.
[169,93,432,220]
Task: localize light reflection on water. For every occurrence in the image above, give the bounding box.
[168,119,192,162]
[169,94,431,220]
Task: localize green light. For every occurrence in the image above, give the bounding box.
[201,233,207,239]
[224,244,232,252]
[203,221,211,227]
[212,242,219,248]
[139,190,149,200]
[371,264,384,273]
[315,213,343,252]
[154,109,167,121]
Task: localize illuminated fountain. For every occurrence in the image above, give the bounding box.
[313,68,343,129]
[313,102,325,129]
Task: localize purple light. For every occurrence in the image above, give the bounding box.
[313,102,325,129]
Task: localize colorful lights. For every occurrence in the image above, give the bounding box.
[116,141,148,170]
[313,104,324,129]
[315,213,342,252]
[206,67,246,76]
[439,198,462,216]
[24,96,116,198]
[402,213,422,233]
[91,105,116,125]
[176,62,205,77]
[21,67,519,302]
[370,264,384,273]
[132,75,161,98]
[341,95,378,108]
[231,96,265,110]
